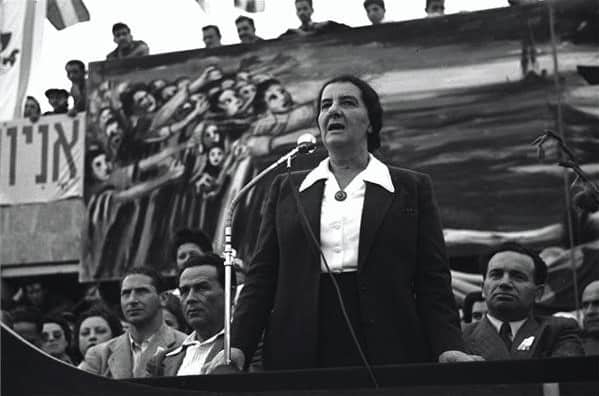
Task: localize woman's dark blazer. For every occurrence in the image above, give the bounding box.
[231,164,464,370]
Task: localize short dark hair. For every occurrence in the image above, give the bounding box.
[462,291,484,324]
[426,0,445,11]
[41,314,72,345]
[112,22,130,34]
[479,242,548,285]
[316,75,383,152]
[178,253,236,290]
[10,306,43,333]
[235,15,255,28]
[65,59,85,71]
[172,228,213,259]
[202,25,221,38]
[121,266,166,294]
[295,0,312,6]
[364,0,385,10]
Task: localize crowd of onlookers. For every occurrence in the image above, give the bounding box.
[2,233,598,377]
[21,0,452,121]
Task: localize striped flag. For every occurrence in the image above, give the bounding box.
[234,0,265,13]
[0,0,46,120]
[46,0,90,30]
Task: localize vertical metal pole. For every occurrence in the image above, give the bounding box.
[223,219,233,365]
[548,3,581,320]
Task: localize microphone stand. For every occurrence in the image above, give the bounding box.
[222,144,310,365]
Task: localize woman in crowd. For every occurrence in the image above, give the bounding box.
[41,315,73,364]
[73,306,123,365]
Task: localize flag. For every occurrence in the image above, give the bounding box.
[0,0,46,121]
[234,0,265,13]
[46,0,90,30]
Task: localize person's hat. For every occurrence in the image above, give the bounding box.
[44,88,69,98]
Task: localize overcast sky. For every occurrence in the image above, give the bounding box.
[29,0,509,112]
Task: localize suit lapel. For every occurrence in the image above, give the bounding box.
[136,325,172,377]
[298,179,324,259]
[474,317,511,360]
[358,182,394,271]
[512,317,540,359]
[163,347,187,377]
[108,335,133,378]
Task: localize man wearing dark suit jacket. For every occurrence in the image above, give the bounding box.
[463,242,584,360]
[146,254,234,376]
[79,267,186,378]
[209,75,479,372]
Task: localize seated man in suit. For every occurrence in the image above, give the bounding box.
[79,267,187,378]
[463,242,584,360]
[581,280,599,355]
[147,253,235,376]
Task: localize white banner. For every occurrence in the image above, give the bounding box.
[0,0,46,121]
[0,113,84,204]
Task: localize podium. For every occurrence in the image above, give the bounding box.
[2,326,598,396]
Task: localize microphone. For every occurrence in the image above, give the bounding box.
[297,133,317,154]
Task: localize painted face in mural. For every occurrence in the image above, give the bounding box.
[318,82,371,152]
[218,89,243,117]
[160,84,178,102]
[91,153,111,182]
[238,83,257,104]
[98,107,114,131]
[105,120,124,154]
[264,83,293,114]
[202,123,220,147]
[208,146,225,167]
[132,89,157,114]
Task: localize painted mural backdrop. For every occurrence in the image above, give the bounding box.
[81,0,599,310]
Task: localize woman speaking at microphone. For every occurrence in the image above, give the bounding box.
[210,75,480,372]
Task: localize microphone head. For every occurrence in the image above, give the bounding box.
[297,133,317,154]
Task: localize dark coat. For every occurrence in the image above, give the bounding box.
[463,315,584,360]
[231,166,464,370]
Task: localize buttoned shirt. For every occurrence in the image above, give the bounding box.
[486,313,527,341]
[299,155,394,273]
[176,330,223,376]
[129,332,154,377]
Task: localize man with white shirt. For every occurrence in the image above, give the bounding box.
[146,254,235,376]
[463,242,583,360]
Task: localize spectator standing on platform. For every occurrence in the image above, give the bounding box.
[23,95,41,122]
[280,0,350,38]
[65,60,87,113]
[581,280,599,355]
[209,75,477,372]
[363,0,386,25]
[106,22,149,60]
[79,267,186,378]
[147,254,235,376]
[202,25,222,48]
[463,243,584,360]
[43,89,69,115]
[426,0,445,17]
[172,228,213,270]
[10,306,43,347]
[235,16,263,44]
[41,315,73,364]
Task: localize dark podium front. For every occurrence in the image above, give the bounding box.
[2,325,597,396]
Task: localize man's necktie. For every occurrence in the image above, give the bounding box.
[499,322,513,351]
